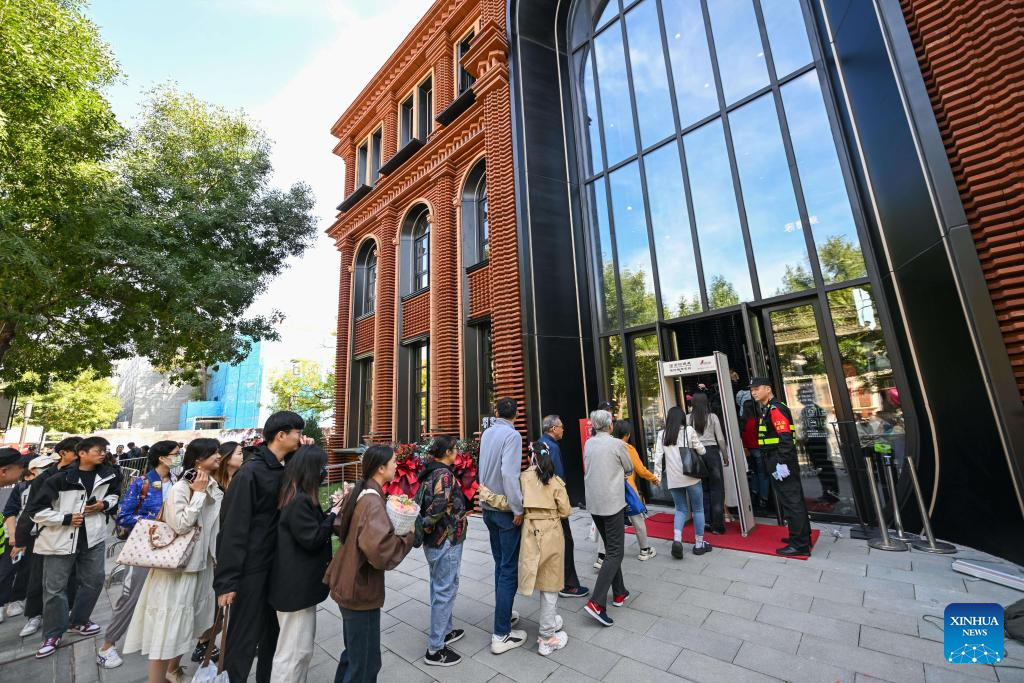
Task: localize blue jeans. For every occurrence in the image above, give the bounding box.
[423,540,463,651]
[335,607,381,683]
[669,485,705,535]
[483,509,520,636]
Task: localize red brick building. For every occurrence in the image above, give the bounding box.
[329,0,1024,561]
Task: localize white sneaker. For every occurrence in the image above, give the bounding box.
[638,547,657,561]
[490,629,527,654]
[97,646,123,669]
[510,610,520,626]
[538,631,569,656]
[20,615,42,637]
[593,555,604,570]
[6,600,24,617]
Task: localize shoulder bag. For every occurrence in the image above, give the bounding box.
[679,428,709,479]
[116,489,200,570]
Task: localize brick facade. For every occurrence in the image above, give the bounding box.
[327,0,525,448]
[900,0,1024,397]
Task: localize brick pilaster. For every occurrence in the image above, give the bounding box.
[381,96,398,161]
[372,209,399,442]
[332,242,355,451]
[342,138,356,196]
[429,165,460,436]
[430,32,455,119]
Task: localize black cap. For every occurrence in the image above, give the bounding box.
[749,376,772,388]
[0,447,23,467]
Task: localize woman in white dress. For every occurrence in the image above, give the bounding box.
[124,438,223,683]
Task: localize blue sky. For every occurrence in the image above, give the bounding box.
[85,0,433,396]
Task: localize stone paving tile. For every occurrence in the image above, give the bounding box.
[542,664,602,682]
[916,585,1017,608]
[862,549,913,570]
[743,557,825,582]
[810,596,920,636]
[629,592,710,626]
[680,586,762,620]
[601,656,689,682]
[588,627,681,670]
[703,609,801,654]
[756,602,860,644]
[544,636,621,679]
[645,616,743,663]
[797,633,925,683]
[658,566,733,593]
[772,575,865,605]
[868,564,967,592]
[725,580,813,612]
[800,554,867,577]
[388,598,432,632]
[924,663,1009,683]
[819,567,917,598]
[398,577,432,605]
[706,563,778,588]
[470,640,559,683]
[669,647,782,683]
[859,626,999,680]
[447,618,496,656]
[377,649,435,683]
[733,640,853,683]
[863,592,947,618]
[593,604,659,634]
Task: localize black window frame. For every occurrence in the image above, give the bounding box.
[400,94,415,147]
[418,76,433,139]
[457,30,476,96]
[354,241,378,318]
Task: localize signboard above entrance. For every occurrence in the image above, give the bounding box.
[661,355,717,377]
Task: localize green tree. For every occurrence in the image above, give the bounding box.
[708,275,739,309]
[13,370,121,433]
[268,360,333,444]
[0,78,318,392]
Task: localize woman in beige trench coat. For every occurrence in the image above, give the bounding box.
[518,442,572,655]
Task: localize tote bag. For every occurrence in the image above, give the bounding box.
[116,494,199,570]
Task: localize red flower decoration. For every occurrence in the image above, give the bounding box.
[382,448,424,498]
[453,451,479,504]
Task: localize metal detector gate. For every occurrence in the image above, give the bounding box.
[657,352,756,536]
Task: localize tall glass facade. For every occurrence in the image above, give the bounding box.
[572,0,867,329]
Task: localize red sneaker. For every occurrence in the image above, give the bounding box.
[612,591,630,607]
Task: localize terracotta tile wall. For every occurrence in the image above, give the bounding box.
[901,0,1024,396]
[467,263,491,319]
[354,314,375,356]
[402,290,431,340]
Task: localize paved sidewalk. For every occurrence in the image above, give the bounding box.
[1,509,1022,682]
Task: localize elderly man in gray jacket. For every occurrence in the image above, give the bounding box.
[477,397,527,654]
[582,409,633,626]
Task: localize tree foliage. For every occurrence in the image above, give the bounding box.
[12,370,121,434]
[268,360,334,441]
[0,2,318,394]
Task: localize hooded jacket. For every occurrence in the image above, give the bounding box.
[214,445,290,595]
[27,463,121,555]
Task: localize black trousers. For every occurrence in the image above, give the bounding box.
[560,518,581,590]
[806,438,839,494]
[590,510,626,608]
[24,547,73,619]
[767,452,812,550]
[0,544,27,605]
[224,570,279,683]
[335,607,381,683]
[701,446,726,532]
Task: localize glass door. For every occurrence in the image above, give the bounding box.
[762,299,860,521]
[626,332,668,503]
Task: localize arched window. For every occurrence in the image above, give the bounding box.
[461,161,488,265]
[354,240,377,317]
[401,205,430,295]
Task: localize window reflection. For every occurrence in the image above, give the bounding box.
[828,286,905,462]
[707,0,769,104]
[760,0,812,77]
[588,180,619,330]
[684,119,752,308]
[729,93,812,296]
[594,21,637,165]
[625,0,675,147]
[782,72,866,284]
[578,49,603,174]
[643,142,702,318]
[609,161,658,327]
[662,0,718,128]
[631,333,665,476]
[601,335,630,419]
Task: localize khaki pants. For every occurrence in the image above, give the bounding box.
[271,606,316,683]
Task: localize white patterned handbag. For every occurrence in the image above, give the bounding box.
[116,499,199,570]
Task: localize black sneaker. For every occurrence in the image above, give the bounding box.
[424,646,462,667]
[584,600,614,626]
[444,629,465,645]
[671,541,684,559]
[558,585,591,598]
[692,541,712,556]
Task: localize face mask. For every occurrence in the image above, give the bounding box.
[167,455,183,469]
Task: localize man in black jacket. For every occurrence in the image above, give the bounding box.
[215,411,310,683]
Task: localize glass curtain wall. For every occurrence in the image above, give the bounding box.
[572,0,868,335]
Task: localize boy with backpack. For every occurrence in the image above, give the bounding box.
[414,436,469,667]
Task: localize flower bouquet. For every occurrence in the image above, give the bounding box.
[386,494,420,536]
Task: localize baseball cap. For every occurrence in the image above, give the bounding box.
[28,454,57,471]
[749,376,772,388]
[0,447,23,467]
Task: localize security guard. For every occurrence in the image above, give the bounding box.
[749,378,813,556]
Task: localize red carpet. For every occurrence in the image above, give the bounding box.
[627,513,819,560]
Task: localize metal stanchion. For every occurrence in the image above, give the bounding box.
[878,446,918,542]
[904,456,957,554]
[863,454,908,551]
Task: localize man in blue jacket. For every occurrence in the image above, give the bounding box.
[540,415,589,599]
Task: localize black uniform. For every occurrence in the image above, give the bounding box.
[758,398,812,553]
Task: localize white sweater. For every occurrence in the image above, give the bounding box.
[655,427,707,489]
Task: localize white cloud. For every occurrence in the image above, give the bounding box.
[247,0,433,375]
